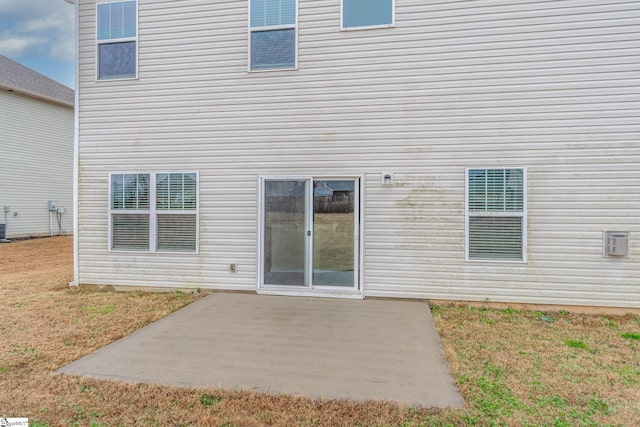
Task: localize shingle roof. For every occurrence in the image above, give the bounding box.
[0,55,74,107]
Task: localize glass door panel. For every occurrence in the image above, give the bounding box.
[263,180,307,286]
[312,180,355,287]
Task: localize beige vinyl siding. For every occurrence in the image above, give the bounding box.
[77,0,639,307]
[0,90,73,238]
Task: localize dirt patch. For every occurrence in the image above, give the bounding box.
[2,236,71,277]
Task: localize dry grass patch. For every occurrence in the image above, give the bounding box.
[2,237,640,426]
[432,305,640,426]
[0,237,448,426]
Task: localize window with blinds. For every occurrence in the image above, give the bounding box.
[97,1,137,80]
[156,173,197,252]
[109,172,198,253]
[110,173,150,250]
[249,0,297,70]
[342,0,394,29]
[466,168,526,261]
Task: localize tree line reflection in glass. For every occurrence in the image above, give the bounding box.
[156,173,197,210]
[111,173,149,210]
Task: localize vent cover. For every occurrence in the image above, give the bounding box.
[603,231,629,257]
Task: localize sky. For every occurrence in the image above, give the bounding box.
[0,0,75,88]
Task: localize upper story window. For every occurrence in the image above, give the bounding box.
[249,0,297,71]
[466,168,527,262]
[97,1,137,80]
[342,0,394,30]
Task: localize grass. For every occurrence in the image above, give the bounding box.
[622,332,640,341]
[267,212,354,271]
[313,213,354,270]
[1,237,640,425]
[434,306,640,426]
[564,339,590,351]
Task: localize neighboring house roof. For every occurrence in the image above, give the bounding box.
[314,184,333,197]
[325,181,354,192]
[0,54,74,107]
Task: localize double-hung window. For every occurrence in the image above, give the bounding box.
[249,0,297,70]
[110,173,150,250]
[110,173,198,253]
[342,0,394,29]
[466,168,526,261]
[156,173,198,252]
[97,1,137,80]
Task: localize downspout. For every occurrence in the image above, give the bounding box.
[66,0,80,286]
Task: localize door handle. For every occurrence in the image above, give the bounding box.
[307,230,311,236]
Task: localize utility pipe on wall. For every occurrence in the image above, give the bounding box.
[69,0,80,286]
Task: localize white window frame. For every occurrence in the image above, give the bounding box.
[96,0,139,81]
[465,167,527,263]
[108,172,199,254]
[155,172,200,253]
[248,0,298,72]
[340,0,395,31]
[108,172,150,252]
[257,175,365,299]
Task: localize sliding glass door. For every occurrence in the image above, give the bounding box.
[262,178,359,291]
[263,180,307,286]
[312,180,355,287]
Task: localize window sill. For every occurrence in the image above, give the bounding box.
[248,66,298,73]
[340,23,395,31]
[109,249,199,255]
[465,258,528,264]
[96,75,139,82]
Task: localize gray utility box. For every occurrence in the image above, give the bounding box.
[0,223,5,240]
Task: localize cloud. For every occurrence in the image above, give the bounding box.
[23,16,67,33]
[0,36,47,57]
[50,38,75,62]
[0,0,68,19]
[0,1,74,61]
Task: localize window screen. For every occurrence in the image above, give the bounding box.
[97,1,137,80]
[98,42,136,80]
[467,168,525,261]
[249,0,296,70]
[112,214,150,250]
[251,29,296,70]
[157,214,197,252]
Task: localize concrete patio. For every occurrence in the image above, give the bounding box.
[58,292,464,407]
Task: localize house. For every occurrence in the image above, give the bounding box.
[70,0,639,309]
[0,55,74,239]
